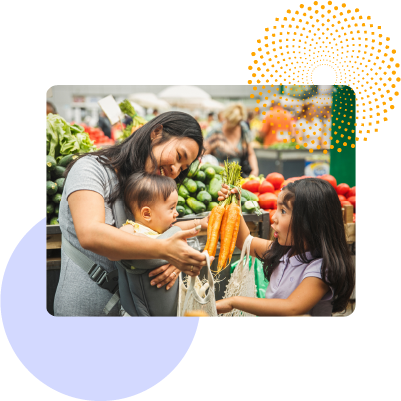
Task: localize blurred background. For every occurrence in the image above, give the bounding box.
[47,84,353,184]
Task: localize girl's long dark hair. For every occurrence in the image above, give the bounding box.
[260,178,355,314]
[64,111,204,206]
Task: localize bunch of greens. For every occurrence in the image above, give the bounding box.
[46,113,96,161]
[119,100,147,140]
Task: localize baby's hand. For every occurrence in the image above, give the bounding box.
[120,225,135,234]
[199,215,209,231]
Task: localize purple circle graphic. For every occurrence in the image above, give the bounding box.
[1,219,199,401]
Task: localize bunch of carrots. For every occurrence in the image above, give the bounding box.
[204,161,242,273]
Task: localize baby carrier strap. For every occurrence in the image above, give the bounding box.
[103,166,183,317]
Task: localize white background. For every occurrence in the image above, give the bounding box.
[0,0,400,400]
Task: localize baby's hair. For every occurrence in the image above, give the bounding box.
[259,178,355,314]
[124,172,177,213]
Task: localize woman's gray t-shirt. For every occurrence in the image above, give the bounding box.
[54,155,124,316]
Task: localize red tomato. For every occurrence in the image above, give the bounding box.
[242,179,260,193]
[258,192,278,209]
[353,213,356,223]
[280,180,289,189]
[269,209,277,224]
[259,180,275,194]
[346,187,356,198]
[336,183,350,196]
[338,194,346,202]
[266,172,284,190]
[319,174,337,189]
[347,196,356,210]
[254,192,260,198]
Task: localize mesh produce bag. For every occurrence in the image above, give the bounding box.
[221,235,257,317]
[178,252,217,317]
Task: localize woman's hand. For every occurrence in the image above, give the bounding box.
[149,264,180,290]
[216,297,235,314]
[217,183,239,202]
[161,227,209,275]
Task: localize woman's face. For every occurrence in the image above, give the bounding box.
[144,135,199,179]
[271,189,293,246]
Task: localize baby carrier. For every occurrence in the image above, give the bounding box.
[61,165,182,317]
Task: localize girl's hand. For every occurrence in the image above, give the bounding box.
[217,184,239,202]
[149,264,180,290]
[216,297,235,314]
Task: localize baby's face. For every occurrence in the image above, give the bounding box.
[135,190,179,234]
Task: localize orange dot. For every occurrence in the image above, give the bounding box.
[248,66,253,70]
[391,105,394,109]
[342,3,346,7]
[337,148,342,152]
[250,94,254,98]
[351,144,355,148]
[392,50,396,54]
[395,92,399,96]
[323,149,328,154]
[251,52,256,56]
[300,4,304,8]
[248,80,252,84]
[287,9,291,13]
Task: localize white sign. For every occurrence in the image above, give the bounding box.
[98,95,124,125]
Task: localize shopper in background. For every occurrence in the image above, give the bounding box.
[97,111,112,138]
[47,101,57,115]
[204,103,259,177]
[293,103,330,150]
[259,103,295,147]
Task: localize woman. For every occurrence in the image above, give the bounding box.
[204,103,259,177]
[293,103,331,150]
[54,111,207,316]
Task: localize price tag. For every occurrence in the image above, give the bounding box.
[98,95,124,125]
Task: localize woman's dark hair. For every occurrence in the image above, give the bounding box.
[64,111,204,206]
[124,172,177,213]
[259,178,355,314]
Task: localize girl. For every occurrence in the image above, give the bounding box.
[216,178,355,316]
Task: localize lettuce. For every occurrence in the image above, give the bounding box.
[46,113,96,158]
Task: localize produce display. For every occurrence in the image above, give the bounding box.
[240,172,356,224]
[204,162,243,273]
[46,114,97,225]
[80,123,114,146]
[176,161,225,217]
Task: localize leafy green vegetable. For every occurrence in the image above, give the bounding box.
[118,99,148,141]
[46,113,96,159]
[119,100,137,118]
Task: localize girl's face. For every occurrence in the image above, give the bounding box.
[271,189,294,246]
[144,133,199,179]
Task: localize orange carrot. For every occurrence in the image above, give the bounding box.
[203,207,217,254]
[217,202,241,272]
[228,208,241,264]
[206,205,225,257]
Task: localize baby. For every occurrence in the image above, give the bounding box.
[119,172,208,237]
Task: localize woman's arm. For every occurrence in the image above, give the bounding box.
[247,143,259,177]
[216,277,330,316]
[68,190,206,273]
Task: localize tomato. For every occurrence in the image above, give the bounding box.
[254,192,260,198]
[346,186,356,198]
[242,179,260,193]
[338,194,346,202]
[280,180,289,189]
[353,213,356,223]
[319,174,337,189]
[336,183,350,196]
[347,196,356,210]
[269,209,277,224]
[266,172,284,190]
[259,180,275,194]
[258,192,278,209]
